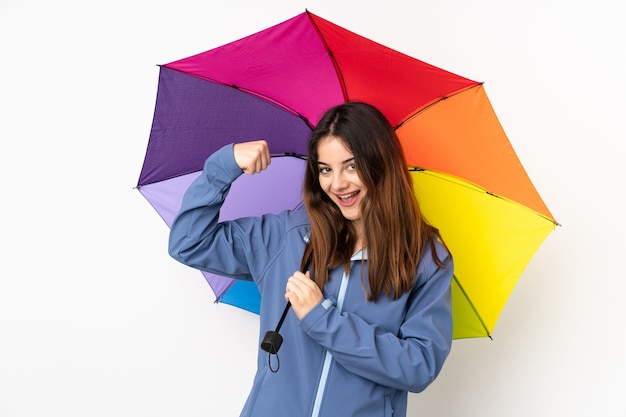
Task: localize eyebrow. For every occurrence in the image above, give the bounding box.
[317,157,355,166]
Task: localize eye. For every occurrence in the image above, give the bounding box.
[347,163,356,171]
[318,166,331,174]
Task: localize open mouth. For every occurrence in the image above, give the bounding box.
[336,190,360,206]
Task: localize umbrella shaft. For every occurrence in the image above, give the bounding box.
[275,301,291,332]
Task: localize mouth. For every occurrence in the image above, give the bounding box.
[336,190,360,206]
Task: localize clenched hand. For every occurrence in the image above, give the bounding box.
[233,140,271,174]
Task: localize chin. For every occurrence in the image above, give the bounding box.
[341,212,361,222]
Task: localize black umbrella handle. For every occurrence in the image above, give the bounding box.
[260,301,291,354]
[260,248,312,356]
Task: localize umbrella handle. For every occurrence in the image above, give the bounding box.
[260,245,312,363]
[260,301,291,354]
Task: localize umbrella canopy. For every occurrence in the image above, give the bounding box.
[137,10,557,339]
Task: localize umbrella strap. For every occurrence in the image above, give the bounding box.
[261,245,312,372]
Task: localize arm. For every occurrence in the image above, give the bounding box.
[299,248,453,393]
[168,141,274,280]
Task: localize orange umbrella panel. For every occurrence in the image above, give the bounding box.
[397,84,554,223]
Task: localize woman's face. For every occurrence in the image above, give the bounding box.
[316,136,367,227]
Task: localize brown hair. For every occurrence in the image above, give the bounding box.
[302,102,447,301]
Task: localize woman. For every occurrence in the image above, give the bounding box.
[168,102,453,417]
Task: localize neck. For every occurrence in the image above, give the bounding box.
[353,221,364,254]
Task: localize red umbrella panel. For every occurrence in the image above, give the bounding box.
[137,11,557,339]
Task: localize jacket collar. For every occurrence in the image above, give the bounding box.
[351,249,367,261]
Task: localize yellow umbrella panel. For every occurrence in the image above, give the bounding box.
[411,168,556,339]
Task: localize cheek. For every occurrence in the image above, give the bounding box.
[318,176,330,193]
[319,180,336,201]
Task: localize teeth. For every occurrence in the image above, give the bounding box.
[339,191,358,200]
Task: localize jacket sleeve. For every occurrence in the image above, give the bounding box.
[168,144,282,282]
[299,246,453,393]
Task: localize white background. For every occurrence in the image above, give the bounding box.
[1,0,624,416]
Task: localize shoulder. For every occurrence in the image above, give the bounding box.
[285,207,309,224]
[254,207,310,240]
[432,239,452,266]
[282,208,311,236]
[416,239,453,282]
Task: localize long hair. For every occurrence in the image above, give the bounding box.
[302,102,447,301]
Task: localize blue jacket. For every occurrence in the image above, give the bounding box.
[168,144,453,417]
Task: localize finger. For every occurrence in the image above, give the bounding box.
[245,155,266,175]
[260,141,271,167]
[259,150,271,172]
[250,140,269,169]
[258,152,271,173]
[234,141,271,174]
[285,278,302,294]
[291,272,317,291]
[286,280,305,303]
[285,285,301,303]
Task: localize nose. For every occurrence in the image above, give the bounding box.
[331,171,349,191]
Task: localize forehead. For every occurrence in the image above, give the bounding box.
[316,136,353,163]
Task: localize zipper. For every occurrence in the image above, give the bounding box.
[310,270,349,417]
[310,250,365,417]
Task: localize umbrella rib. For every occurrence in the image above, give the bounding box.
[272,152,308,160]
[484,190,560,226]
[409,168,560,226]
[395,83,483,130]
[305,10,349,102]
[160,65,315,130]
[229,84,315,129]
[214,280,237,304]
[452,274,492,339]
[138,153,308,187]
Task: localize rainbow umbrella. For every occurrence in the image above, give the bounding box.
[137,10,558,339]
